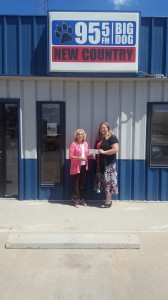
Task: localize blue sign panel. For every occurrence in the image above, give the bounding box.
[52,20,136,46]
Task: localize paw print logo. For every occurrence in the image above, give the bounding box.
[56,23,73,44]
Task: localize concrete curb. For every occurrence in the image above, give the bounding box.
[5,233,140,249]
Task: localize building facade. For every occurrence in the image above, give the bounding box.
[0,15,168,200]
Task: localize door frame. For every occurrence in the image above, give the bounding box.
[36,101,66,200]
[0,99,20,198]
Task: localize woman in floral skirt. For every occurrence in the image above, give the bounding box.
[94,121,119,208]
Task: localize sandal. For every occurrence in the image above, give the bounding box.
[80,199,87,207]
[100,202,112,208]
[73,201,79,208]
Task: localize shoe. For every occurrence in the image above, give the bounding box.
[100,202,112,208]
[73,202,79,208]
[80,199,87,207]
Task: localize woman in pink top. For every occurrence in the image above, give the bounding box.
[69,129,89,208]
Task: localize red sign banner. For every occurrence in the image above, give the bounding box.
[52,46,136,63]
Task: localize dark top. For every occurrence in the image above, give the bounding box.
[95,135,119,174]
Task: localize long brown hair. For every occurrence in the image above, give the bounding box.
[96,121,113,141]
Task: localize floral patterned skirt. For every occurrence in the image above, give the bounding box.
[94,163,118,195]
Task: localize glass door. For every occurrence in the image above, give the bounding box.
[37,102,65,186]
[0,102,19,198]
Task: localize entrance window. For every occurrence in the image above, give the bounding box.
[0,102,19,197]
[37,102,65,185]
[147,103,168,167]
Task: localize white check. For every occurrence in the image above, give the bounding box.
[89,149,98,154]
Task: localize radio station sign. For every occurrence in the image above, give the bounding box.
[49,12,139,73]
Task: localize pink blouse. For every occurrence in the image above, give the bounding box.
[69,141,89,175]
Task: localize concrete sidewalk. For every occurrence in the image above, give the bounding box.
[0,199,168,233]
[1,199,168,300]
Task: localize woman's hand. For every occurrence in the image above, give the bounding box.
[79,157,86,161]
[88,153,96,159]
[98,149,105,154]
[98,143,119,155]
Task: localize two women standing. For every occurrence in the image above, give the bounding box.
[69,122,119,208]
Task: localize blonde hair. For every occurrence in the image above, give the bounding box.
[74,128,87,142]
[96,121,113,141]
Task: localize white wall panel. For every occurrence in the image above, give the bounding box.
[65,81,78,157]
[37,80,50,101]
[0,80,7,98]
[78,81,92,147]
[134,81,148,159]
[1,77,168,162]
[149,81,162,102]
[51,80,64,101]
[8,80,21,98]
[163,81,168,101]
[120,81,134,160]
[107,81,120,138]
[22,81,36,159]
[93,81,106,141]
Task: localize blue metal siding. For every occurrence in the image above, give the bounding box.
[20,17,34,75]
[160,170,168,201]
[19,158,65,200]
[140,17,168,77]
[166,19,168,76]
[0,16,168,77]
[33,17,47,75]
[139,18,152,75]
[0,16,47,76]
[5,17,19,75]
[0,17,3,74]
[19,158,168,201]
[19,159,38,200]
[151,18,167,75]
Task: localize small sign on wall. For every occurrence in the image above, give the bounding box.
[47,123,57,136]
[49,11,139,73]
